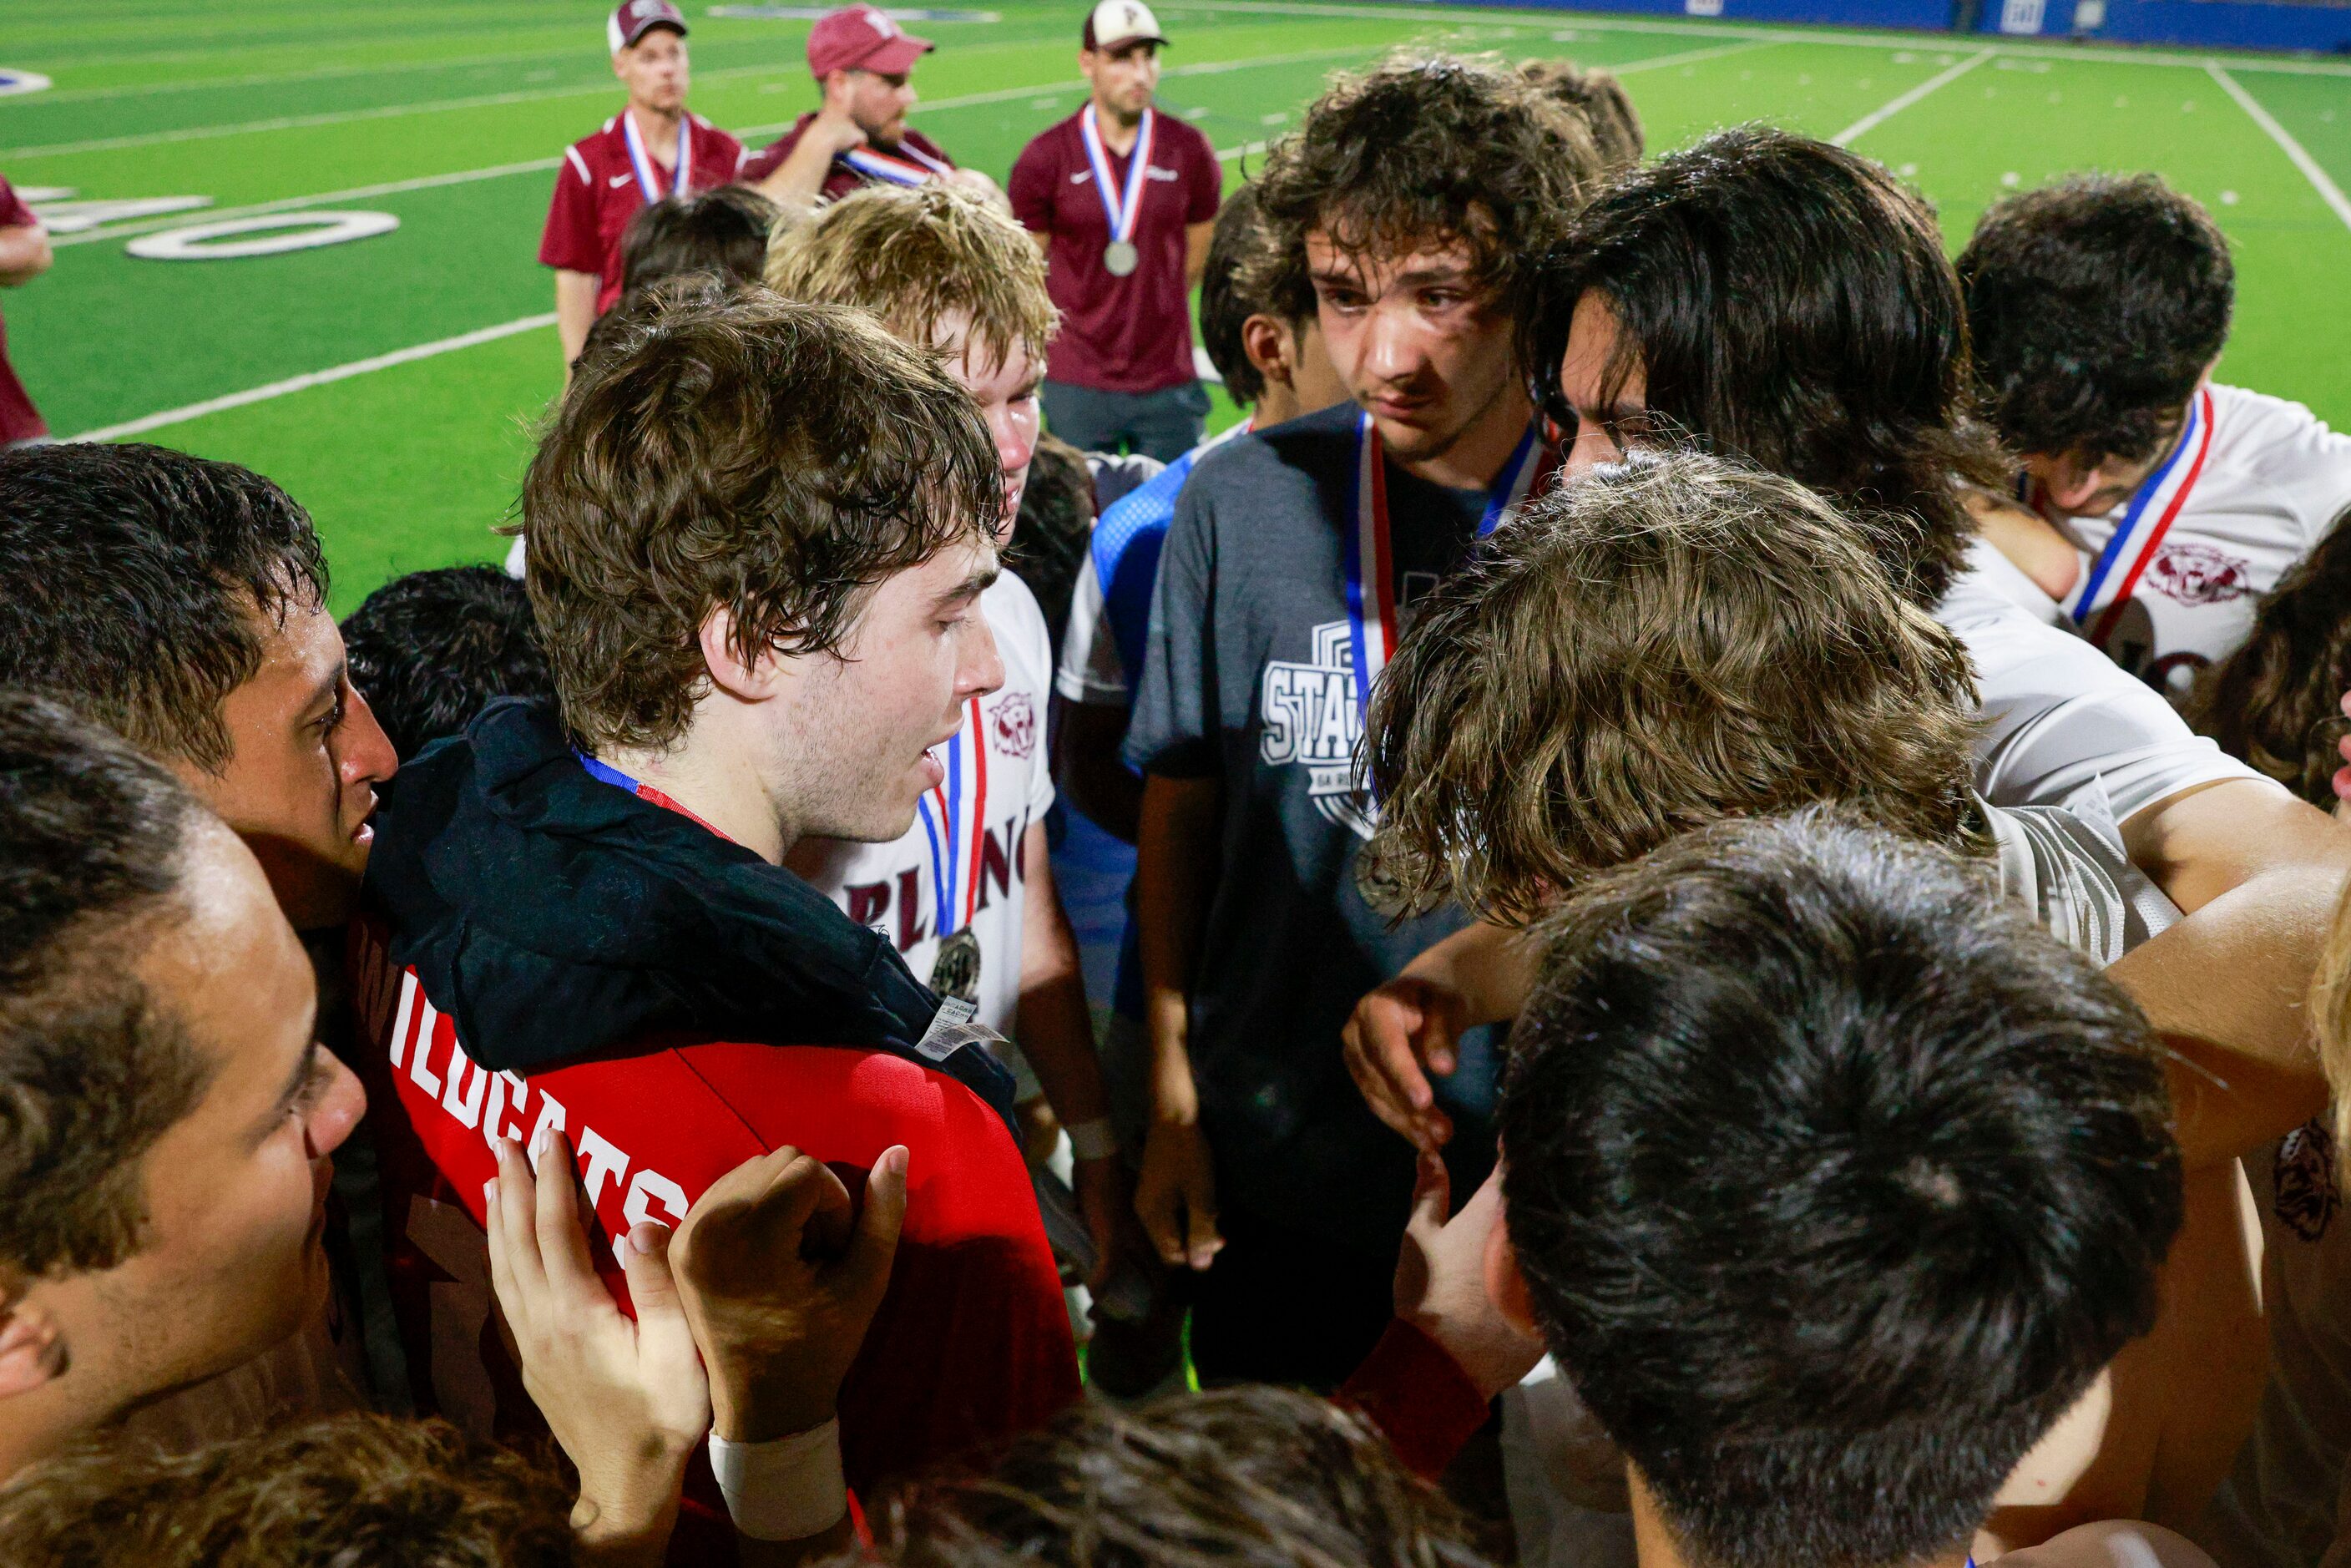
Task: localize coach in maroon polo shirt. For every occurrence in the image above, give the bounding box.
[540,0,746,370]
[1009,0,1220,462]
[746,6,999,210]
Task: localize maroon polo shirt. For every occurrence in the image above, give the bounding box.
[539,110,749,312]
[0,177,46,446]
[1009,107,1221,394]
[739,112,958,202]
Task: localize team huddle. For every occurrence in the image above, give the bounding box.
[4,2,2351,1565]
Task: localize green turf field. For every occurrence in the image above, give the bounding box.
[8,0,2351,612]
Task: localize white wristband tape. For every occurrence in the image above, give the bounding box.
[707,1419,848,1541]
[1065,1116,1118,1162]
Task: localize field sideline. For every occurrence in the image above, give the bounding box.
[8,0,2351,611]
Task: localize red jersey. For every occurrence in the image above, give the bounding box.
[739,114,958,204]
[1008,106,1221,394]
[0,177,47,446]
[540,110,750,312]
[345,913,1081,1495]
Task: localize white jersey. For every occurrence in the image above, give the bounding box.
[2026,383,2351,705]
[1939,539,2266,822]
[793,573,1058,1036]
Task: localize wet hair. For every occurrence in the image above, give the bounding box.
[0,443,328,771]
[1004,433,1095,655]
[0,693,214,1281]
[522,286,1000,751]
[766,181,1057,378]
[1959,173,2233,466]
[1522,125,2006,607]
[2187,516,2351,808]
[1501,807,2181,1568]
[1199,185,1286,406]
[1248,53,1605,350]
[341,564,556,760]
[1517,58,1643,172]
[846,1385,1492,1568]
[619,183,782,294]
[0,1414,577,1566]
[1362,452,1984,927]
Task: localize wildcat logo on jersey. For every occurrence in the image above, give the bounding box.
[992,691,1037,760]
[2276,1118,2339,1242]
[1261,620,1375,840]
[2146,542,2253,607]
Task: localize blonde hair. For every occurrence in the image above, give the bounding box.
[766,183,1057,374]
[2318,876,2351,1146]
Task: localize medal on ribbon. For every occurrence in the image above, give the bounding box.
[2064,385,2215,650]
[838,140,953,187]
[917,695,990,1003]
[621,109,691,204]
[1341,412,1555,731]
[1079,104,1153,278]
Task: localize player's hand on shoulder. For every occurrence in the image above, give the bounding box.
[484,1132,707,1567]
[1343,975,1468,1151]
[670,1144,909,1443]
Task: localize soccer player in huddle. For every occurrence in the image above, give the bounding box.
[1496,809,2187,1568]
[1959,174,2351,706]
[540,0,749,368]
[766,182,1132,1292]
[351,291,1079,1530]
[1121,53,1604,1388]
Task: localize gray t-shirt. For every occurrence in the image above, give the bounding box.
[1123,401,1500,1252]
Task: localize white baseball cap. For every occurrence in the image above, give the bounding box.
[1083,0,1167,51]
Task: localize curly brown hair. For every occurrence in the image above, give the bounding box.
[1517,58,1643,173]
[766,182,1058,377]
[1360,452,1986,926]
[523,285,1002,752]
[0,1414,576,1566]
[1242,53,1605,344]
[841,1385,1491,1568]
[2187,517,2351,808]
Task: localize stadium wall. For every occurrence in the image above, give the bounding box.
[1457,0,2351,52]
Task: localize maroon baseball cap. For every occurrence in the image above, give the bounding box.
[807,6,935,78]
[607,0,687,53]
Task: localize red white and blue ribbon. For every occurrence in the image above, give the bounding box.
[838,141,953,187]
[916,698,989,939]
[1341,412,1555,728]
[1078,104,1154,249]
[2065,386,2214,649]
[621,109,690,204]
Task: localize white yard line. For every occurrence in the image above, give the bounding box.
[54,44,1386,248]
[1832,46,1992,144]
[1168,0,2351,76]
[0,48,591,106]
[2207,62,2351,234]
[0,63,797,159]
[68,313,557,443]
[1610,38,1781,73]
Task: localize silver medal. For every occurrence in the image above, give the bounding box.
[930,927,983,1004]
[1104,240,1140,277]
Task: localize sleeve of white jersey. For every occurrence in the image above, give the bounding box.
[1054,553,1127,706]
[1950,588,2268,821]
